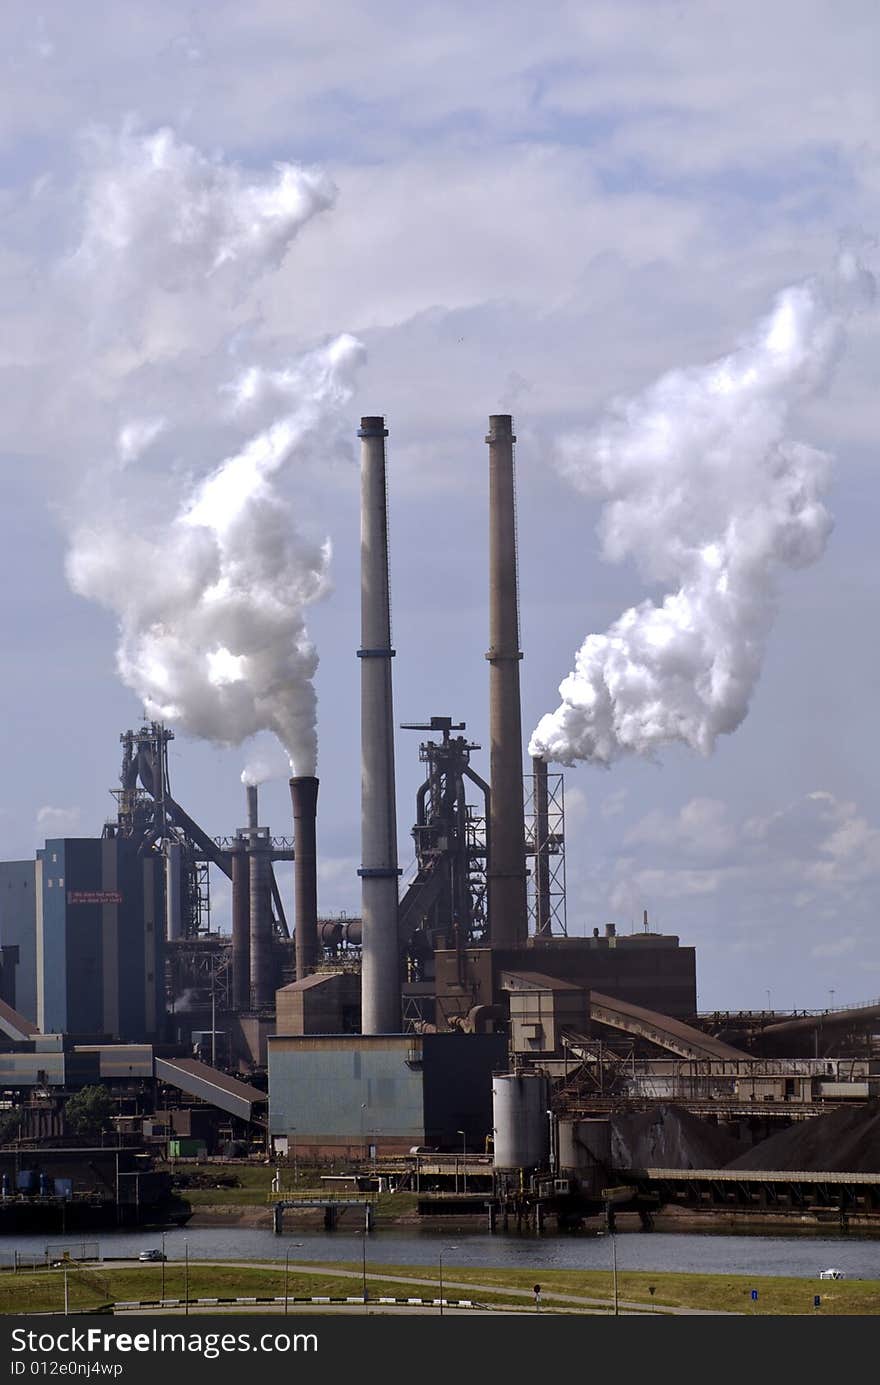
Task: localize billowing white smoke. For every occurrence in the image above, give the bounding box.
[57,125,363,776]
[530,255,875,767]
[241,746,293,789]
[68,336,361,775]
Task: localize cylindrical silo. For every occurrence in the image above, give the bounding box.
[492,1072,550,1169]
[557,1118,611,1196]
[485,415,528,948]
[358,416,401,1034]
[557,1118,612,1172]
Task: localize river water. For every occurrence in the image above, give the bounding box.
[1,1224,878,1280]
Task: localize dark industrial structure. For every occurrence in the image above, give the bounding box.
[1,408,877,1220]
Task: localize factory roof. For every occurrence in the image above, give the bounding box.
[277,973,344,993]
[499,970,583,993]
[155,1057,266,1123]
[589,991,748,1061]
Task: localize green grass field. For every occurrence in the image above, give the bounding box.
[1,1260,877,1316]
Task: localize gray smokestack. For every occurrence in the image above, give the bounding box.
[246,784,259,831]
[248,833,273,1009]
[357,416,401,1034]
[532,755,552,937]
[486,414,528,948]
[290,775,319,981]
[231,841,250,1010]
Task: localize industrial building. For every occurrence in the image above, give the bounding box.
[0,859,37,1022]
[36,836,164,1041]
[268,1032,506,1158]
[0,409,877,1211]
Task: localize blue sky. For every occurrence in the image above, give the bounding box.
[1,1,879,1011]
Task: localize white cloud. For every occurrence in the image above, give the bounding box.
[600,788,627,819]
[625,798,738,859]
[811,935,857,960]
[35,805,81,839]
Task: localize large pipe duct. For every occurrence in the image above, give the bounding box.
[164,841,182,942]
[231,842,250,1010]
[290,775,319,981]
[485,414,528,947]
[357,415,401,1034]
[533,755,552,936]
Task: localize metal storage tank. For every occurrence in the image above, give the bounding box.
[558,1118,612,1172]
[492,1072,550,1169]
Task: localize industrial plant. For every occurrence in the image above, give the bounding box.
[1,413,879,1234]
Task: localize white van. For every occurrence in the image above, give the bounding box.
[818,1268,845,1280]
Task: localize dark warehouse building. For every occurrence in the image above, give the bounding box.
[36,837,165,1041]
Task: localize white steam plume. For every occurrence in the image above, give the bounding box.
[68,336,362,775]
[530,255,875,767]
[242,742,304,788]
[54,125,363,776]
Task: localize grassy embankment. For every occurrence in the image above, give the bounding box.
[1,1261,878,1316]
[164,1160,419,1216]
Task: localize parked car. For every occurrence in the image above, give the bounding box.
[818,1268,845,1280]
[138,1249,166,1262]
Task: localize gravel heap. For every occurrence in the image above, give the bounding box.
[726,1099,880,1173]
[610,1104,742,1170]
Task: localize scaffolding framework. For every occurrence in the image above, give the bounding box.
[523,769,567,936]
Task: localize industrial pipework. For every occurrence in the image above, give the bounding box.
[485,414,528,947]
[357,416,402,1034]
[290,775,319,981]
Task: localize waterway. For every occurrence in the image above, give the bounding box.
[1,1224,878,1280]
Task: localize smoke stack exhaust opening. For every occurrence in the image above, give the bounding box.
[358,415,402,1034]
[290,775,319,981]
[486,414,528,948]
[246,784,259,831]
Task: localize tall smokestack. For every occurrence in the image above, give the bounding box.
[532,755,552,937]
[231,842,250,1010]
[290,775,319,981]
[357,416,401,1034]
[246,784,259,831]
[486,414,528,948]
[249,831,273,1009]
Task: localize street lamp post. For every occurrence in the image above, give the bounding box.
[457,1130,467,1194]
[611,1231,619,1317]
[161,1232,166,1301]
[361,1231,368,1308]
[184,1240,189,1317]
[291,1128,297,1187]
[439,1247,443,1317]
[283,1243,302,1315]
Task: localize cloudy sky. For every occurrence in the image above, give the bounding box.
[2,1,878,1012]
